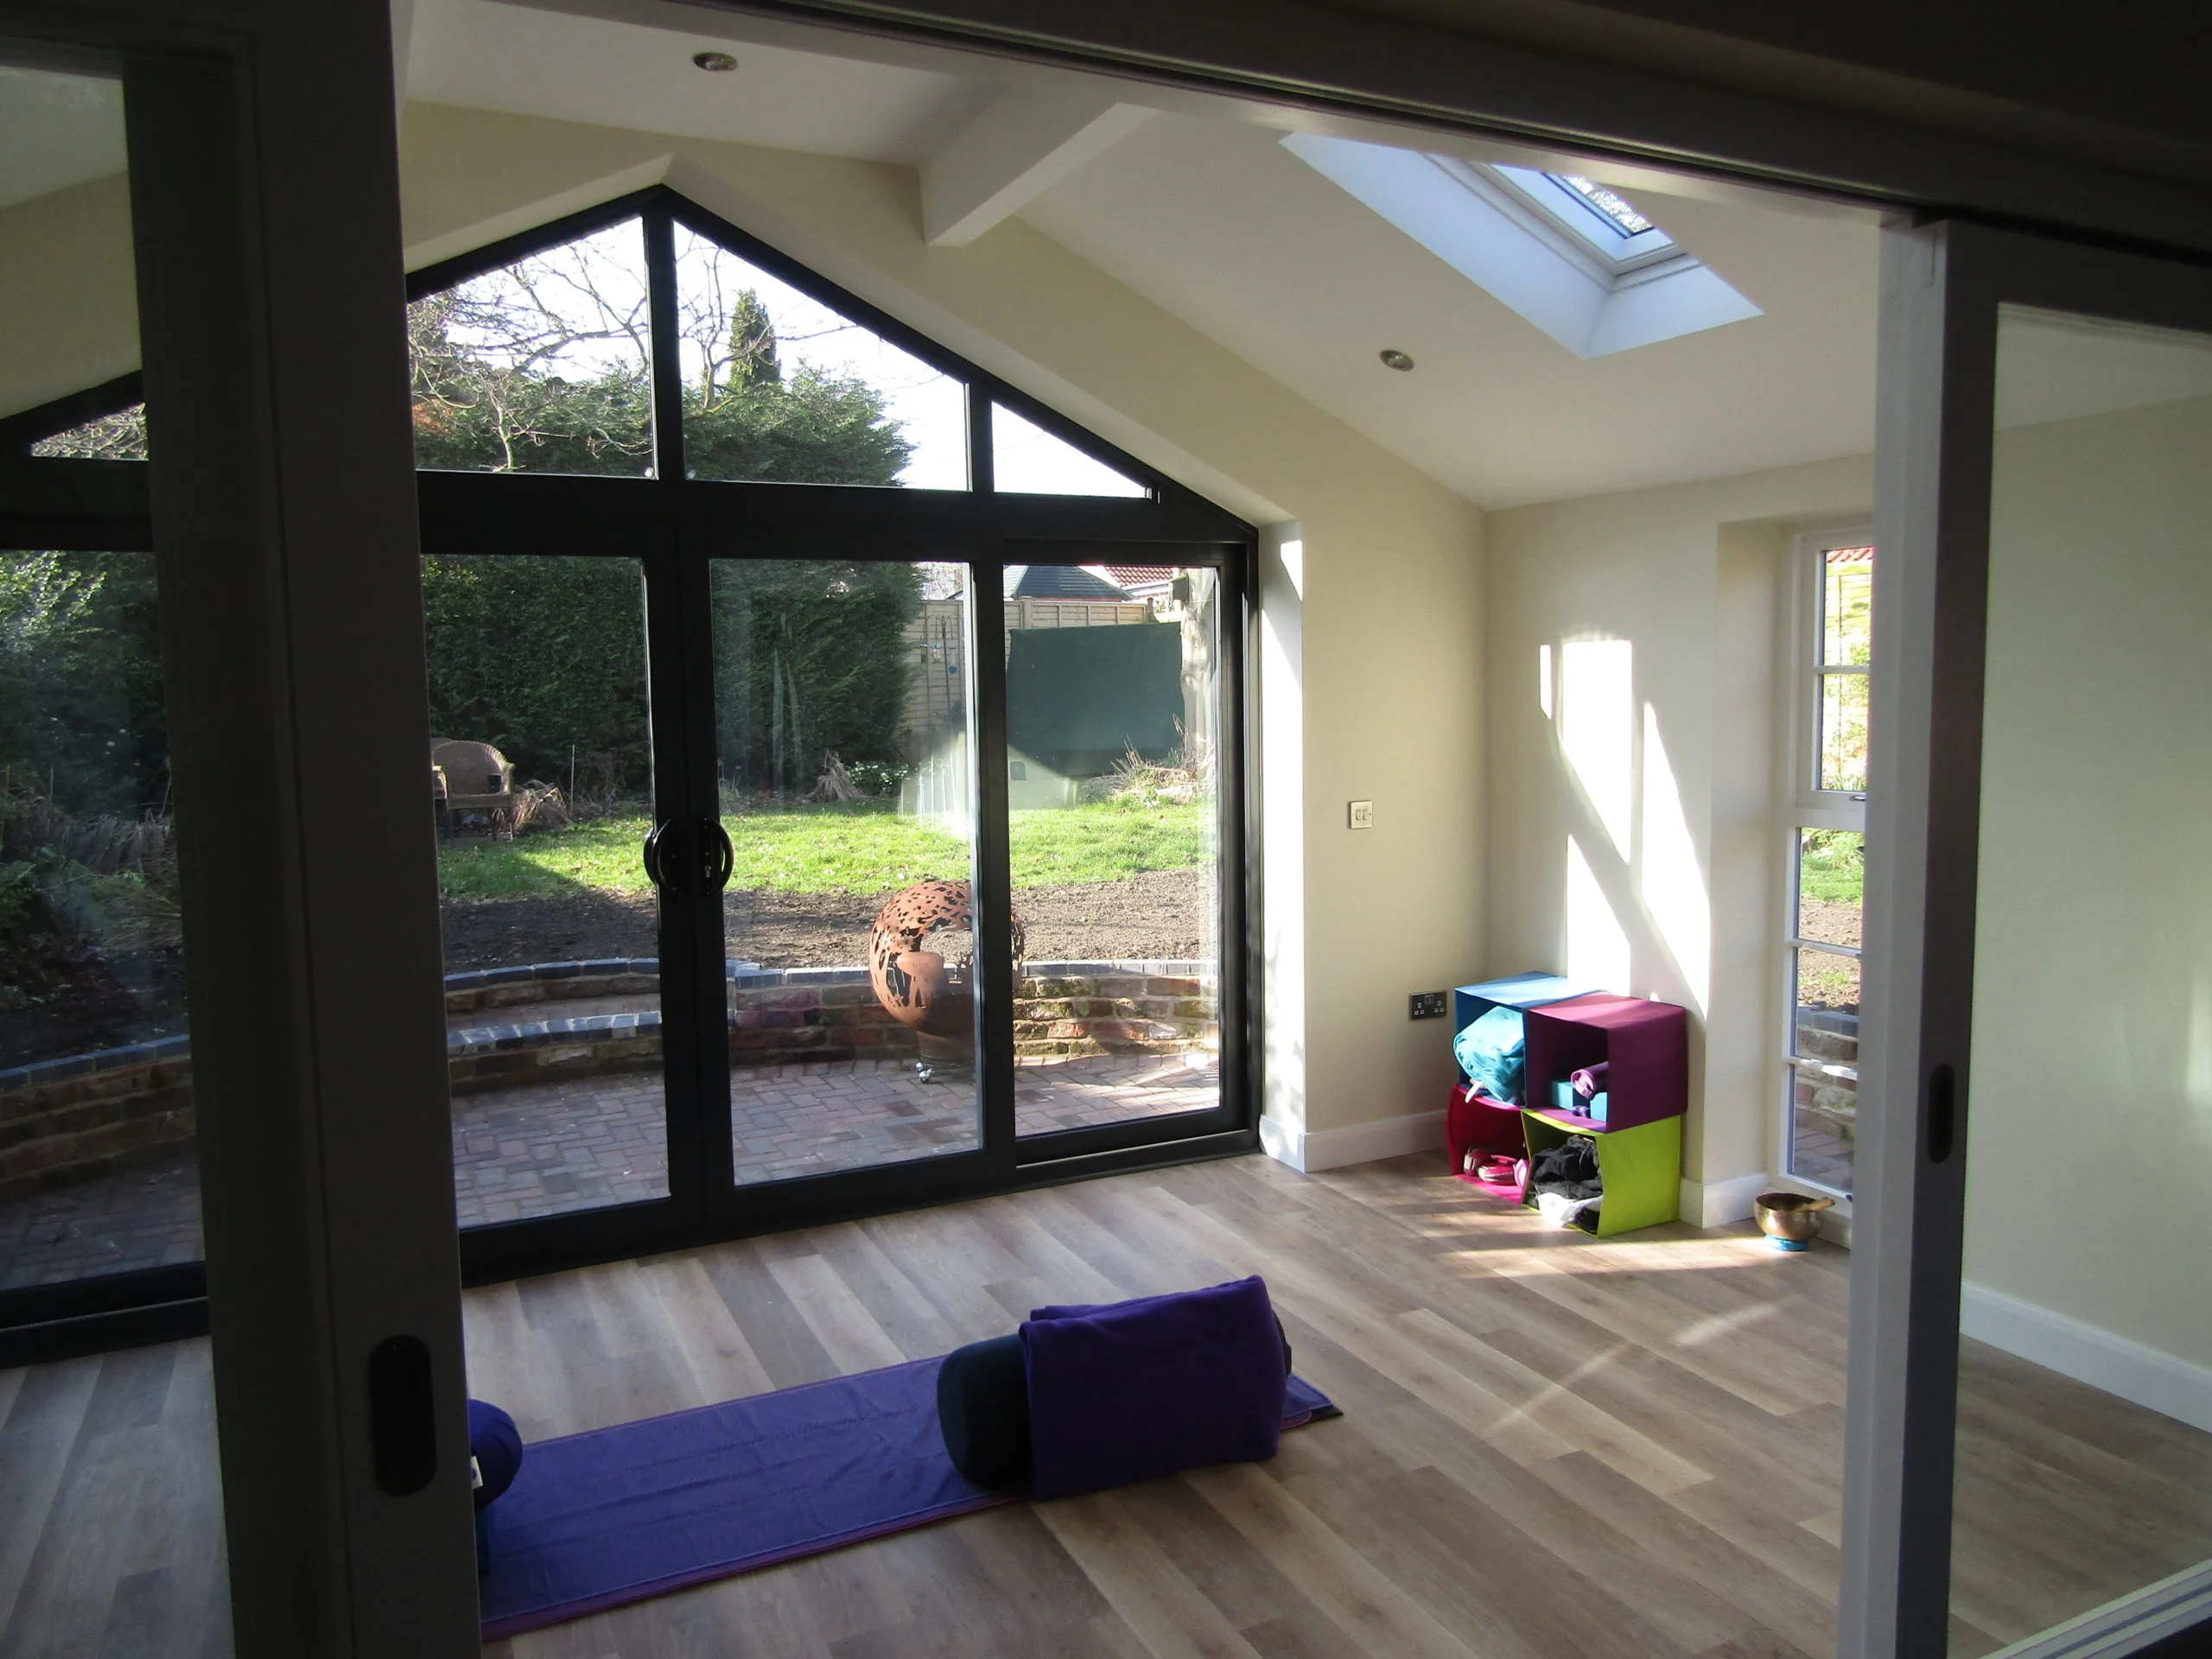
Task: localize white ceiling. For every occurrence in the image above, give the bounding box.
[1020,116,1881,508]
[0,66,124,212]
[23,2,2212,510]
[405,0,989,165]
[4,0,1897,510]
[397,0,1885,510]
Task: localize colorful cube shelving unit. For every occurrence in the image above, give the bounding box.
[1444,976,1689,1238]
[1519,992,1688,1236]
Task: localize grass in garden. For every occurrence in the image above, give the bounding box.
[1798,830,1865,906]
[437,798,1210,900]
[1009,798,1209,887]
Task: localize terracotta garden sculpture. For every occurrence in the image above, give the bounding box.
[868,879,1025,1080]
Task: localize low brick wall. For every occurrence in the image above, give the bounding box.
[0,1036,193,1203]
[0,958,1223,1198]
[1793,1007,1860,1142]
[1015,963,1218,1059]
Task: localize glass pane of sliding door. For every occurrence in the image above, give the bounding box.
[709,558,982,1185]
[1002,560,1225,1141]
[0,542,200,1291]
[1944,304,2212,1653]
[1788,827,1862,1192]
[423,553,671,1225]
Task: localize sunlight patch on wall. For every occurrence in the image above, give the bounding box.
[1639,703,1708,1014]
[1567,836,1630,993]
[1560,638,1634,856]
[2188,970,2212,1144]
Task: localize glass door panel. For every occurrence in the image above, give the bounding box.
[423,553,671,1224]
[709,558,982,1183]
[1002,562,1224,1139]
[0,69,199,1300]
[1787,827,1862,1192]
[1947,305,2212,1651]
[0,544,199,1290]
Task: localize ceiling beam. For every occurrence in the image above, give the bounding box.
[922,82,1151,247]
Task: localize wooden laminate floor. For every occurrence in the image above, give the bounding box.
[2,1151,2207,1656]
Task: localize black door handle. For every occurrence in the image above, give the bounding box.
[702,818,734,892]
[643,820,730,895]
[1927,1064,1956,1163]
[367,1334,436,1496]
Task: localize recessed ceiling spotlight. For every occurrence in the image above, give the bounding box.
[692,50,739,73]
[1379,348,1415,372]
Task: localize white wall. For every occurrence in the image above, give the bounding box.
[1484,454,1872,1217]
[1963,389,2212,1422]
[391,104,1486,1160]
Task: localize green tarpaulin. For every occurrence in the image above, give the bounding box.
[1004,624,1182,776]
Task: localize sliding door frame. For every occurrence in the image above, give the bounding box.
[0,3,481,1650]
[1844,216,2212,1659]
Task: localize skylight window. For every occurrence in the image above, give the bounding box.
[1280,133,1761,359]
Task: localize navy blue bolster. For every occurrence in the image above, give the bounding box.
[935,1334,1033,1489]
[468,1397,524,1511]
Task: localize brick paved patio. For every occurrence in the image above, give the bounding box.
[0,1052,1220,1283]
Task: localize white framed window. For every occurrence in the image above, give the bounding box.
[1781,531,1872,1196]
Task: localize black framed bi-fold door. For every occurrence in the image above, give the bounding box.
[995,542,1252,1172]
[423,520,721,1281]
[686,541,1010,1237]
[683,537,1253,1239]
[394,183,1258,1286]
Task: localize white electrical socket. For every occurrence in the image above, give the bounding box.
[1348,800,1374,830]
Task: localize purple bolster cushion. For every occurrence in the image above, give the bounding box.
[1020,1275,1287,1500]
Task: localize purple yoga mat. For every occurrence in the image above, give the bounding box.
[478,1355,1338,1637]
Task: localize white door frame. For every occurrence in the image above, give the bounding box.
[0,4,478,1653]
[1844,215,2212,1659]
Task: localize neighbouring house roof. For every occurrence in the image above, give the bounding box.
[1105,564,1177,593]
[1003,563,1133,601]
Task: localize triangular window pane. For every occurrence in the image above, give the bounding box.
[673,227,966,489]
[30,405,146,461]
[991,405,1146,497]
[408,219,655,478]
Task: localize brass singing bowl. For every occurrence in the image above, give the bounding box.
[1754,1191,1836,1243]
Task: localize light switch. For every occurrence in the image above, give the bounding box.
[1348,800,1374,830]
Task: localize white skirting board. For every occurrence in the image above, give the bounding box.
[1681,1172,1770,1229]
[1981,1558,2212,1659]
[1259,1109,1443,1173]
[1961,1282,2212,1435]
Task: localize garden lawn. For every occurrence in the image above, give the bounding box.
[1798,832,1865,906]
[437,799,1210,900]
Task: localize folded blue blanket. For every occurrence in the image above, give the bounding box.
[1021,1276,1287,1501]
[1453,1006,1527,1103]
